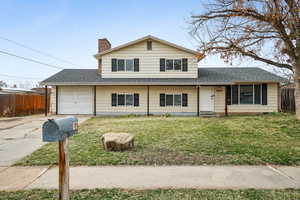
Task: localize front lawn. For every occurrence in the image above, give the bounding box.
[16,113,300,166]
[0,189,299,200]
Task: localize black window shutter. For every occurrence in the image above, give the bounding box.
[112,59,117,72]
[182,58,188,71]
[160,93,165,106]
[182,93,188,107]
[262,84,268,105]
[134,93,139,107]
[225,86,232,105]
[134,58,139,72]
[160,58,165,72]
[232,85,239,104]
[254,85,261,104]
[111,93,117,106]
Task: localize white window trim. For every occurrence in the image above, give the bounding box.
[239,84,254,104]
[164,93,183,107]
[116,93,135,107]
[164,59,183,72]
[230,84,264,105]
[116,59,134,72]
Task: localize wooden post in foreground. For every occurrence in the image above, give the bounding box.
[225,85,228,117]
[59,137,69,200]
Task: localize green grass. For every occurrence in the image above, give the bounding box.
[0,189,299,200]
[16,113,300,166]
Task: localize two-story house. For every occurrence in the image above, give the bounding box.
[42,35,284,116]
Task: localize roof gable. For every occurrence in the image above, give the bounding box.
[94,35,199,58]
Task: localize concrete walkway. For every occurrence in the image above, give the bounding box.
[0,165,299,190]
[0,115,91,166]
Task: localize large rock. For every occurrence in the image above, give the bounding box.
[101,133,134,151]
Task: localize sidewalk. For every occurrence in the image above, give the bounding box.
[0,165,299,190]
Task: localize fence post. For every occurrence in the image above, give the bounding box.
[45,85,48,116]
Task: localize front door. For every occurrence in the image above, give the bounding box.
[200,87,215,112]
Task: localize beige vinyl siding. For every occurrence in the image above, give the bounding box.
[50,86,56,114]
[96,86,148,114]
[214,83,279,113]
[96,85,197,115]
[53,83,278,115]
[101,40,198,78]
[148,86,197,115]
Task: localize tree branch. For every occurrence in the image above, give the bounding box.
[205,45,293,70]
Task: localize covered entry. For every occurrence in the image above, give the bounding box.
[199,86,215,112]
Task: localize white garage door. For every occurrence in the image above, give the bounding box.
[58,86,93,114]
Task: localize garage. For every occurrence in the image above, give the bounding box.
[57,86,94,114]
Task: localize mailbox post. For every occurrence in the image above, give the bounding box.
[43,116,78,200]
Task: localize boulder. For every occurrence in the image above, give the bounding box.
[101,133,134,151]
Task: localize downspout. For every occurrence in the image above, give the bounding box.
[225,86,228,116]
[56,86,58,115]
[147,85,150,116]
[94,85,97,116]
[197,86,200,116]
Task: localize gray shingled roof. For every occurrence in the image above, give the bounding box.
[41,67,285,85]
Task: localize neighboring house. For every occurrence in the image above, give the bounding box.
[31,87,51,95]
[42,35,284,116]
[0,87,37,95]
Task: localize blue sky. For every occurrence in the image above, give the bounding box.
[1,0,262,88]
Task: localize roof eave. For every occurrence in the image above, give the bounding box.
[41,80,281,86]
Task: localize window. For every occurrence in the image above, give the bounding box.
[254,85,261,104]
[227,84,267,105]
[117,60,125,71]
[117,94,125,105]
[112,93,139,107]
[160,93,188,107]
[174,59,181,70]
[147,41,152,50]
[166,94,174,106]
[166,60,174,70]
[240,85,253,104]
[159,58,188,71]
[112,59,139,72]
[126,60,134,71]
[125,94,133,106]
[174,94,182,106]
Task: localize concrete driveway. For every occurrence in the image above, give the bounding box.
[0,114,91,166]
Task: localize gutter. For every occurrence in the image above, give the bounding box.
[41,80,281,86]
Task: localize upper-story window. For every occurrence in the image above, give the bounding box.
[147,41,152,50]
[160,58,188,72]
[112,58,139,72]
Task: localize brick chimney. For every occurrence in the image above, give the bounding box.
[98,38,111,73]
[98,38,111,53]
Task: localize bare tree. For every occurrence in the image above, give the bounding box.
[191,0,300,119]
[0,80,8,87]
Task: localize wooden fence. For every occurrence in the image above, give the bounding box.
[0,94,49,117]
[280,88,295,113]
